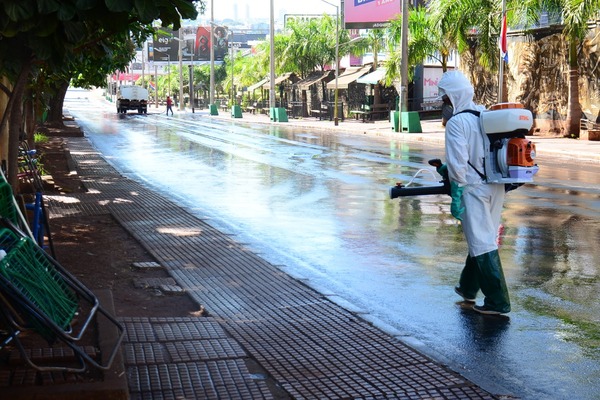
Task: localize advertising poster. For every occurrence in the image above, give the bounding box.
[150,26,228,63]
[344,0,401,29]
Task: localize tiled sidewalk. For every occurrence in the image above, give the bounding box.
[46,136,498,399]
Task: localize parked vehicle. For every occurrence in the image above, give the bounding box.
[116,85,148,114]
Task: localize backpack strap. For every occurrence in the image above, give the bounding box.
[455,109,481,118]
[453,109,487,181]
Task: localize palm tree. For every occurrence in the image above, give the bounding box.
[428,0,501,71]
[385,5,457,85]
[351,29,386,69]
[516,0,600,137]
[350,29,387,104]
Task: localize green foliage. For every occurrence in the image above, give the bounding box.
[0,0,205,185]
[33,132,48,144]
[279,15,350,78]
[427,0,501,71]
[0,1,202,80]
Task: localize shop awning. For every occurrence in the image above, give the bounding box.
[247,78,269,92]
[326,66,372,90]
[261,72,297,89]
[295,71,333,91]
[356,68,386,85]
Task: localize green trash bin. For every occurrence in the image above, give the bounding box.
[209,104,219,116]
[269,107,277,121]
[231,105,243,118]
[401,111,422,133]
[275,108,288,122]
[390,111,400,132]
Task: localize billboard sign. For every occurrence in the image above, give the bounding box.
[343,0,401,29]
[149,26,229,63]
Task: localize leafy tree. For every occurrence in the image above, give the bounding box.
[353,29,387,72]
[427,0,599,136]
[0,0,202,187]
[515,0,600,137]
[351,29,387,104]
[428,0,501,72]
[46,26,151,124]
[282,15,350,78]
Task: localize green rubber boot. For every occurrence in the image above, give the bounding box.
[474,250,511,313]
[456,254,479,300]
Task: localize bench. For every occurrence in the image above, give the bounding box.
[245,102,258,114]
[0,219,124,372]
[311,104,330,120]
[287,102,303,118]
[580,118,600,141]
[351,104,391,122]
[369,104,392,120]
[350,110,368,121]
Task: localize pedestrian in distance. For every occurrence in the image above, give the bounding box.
[166,96,173,116]
[437,70,511,316]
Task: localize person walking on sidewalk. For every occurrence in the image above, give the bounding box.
[437,70,511,316]
[166,96,173,116]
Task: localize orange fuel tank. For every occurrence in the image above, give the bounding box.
[507,138,536,167]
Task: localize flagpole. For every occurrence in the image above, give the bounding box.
[498,0,507,103]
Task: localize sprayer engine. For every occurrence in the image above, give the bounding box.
[480,103,539,184]
[389,103,539,200]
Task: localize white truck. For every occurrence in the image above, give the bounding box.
[116,85,148,114]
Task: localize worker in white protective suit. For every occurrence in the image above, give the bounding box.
[437,70,511,315]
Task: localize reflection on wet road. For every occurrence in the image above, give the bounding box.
[66,90,600,399]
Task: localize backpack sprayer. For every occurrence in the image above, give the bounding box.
[390,103,538,199]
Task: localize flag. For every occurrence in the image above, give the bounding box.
[499,13,508,62]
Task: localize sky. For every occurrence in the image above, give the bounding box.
[205,0,335,22]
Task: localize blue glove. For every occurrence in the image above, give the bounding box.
[450,181,465,221]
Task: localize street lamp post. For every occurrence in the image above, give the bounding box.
[189,64,194,113]
[155,65,159,108]
[189,39,195,113]
[269,0,275,112]
[321,0,339,126]
[400,0,408,112]
[230,43,234,105]
[498,0,507,103]
[155,49,171,99]
[166,53,171,97]
[178,28,184,111]
[210,0,215,107]
[229,32,236,107]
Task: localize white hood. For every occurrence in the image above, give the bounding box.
[437,71,479,114]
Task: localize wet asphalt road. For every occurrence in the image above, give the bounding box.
[64,90,600,400]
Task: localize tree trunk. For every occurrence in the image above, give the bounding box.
[46,79,70,126]
[373,50,381,106]
[24,88,35,147]
[4,62,32,189]
[565,40,581,138]
[8,88,24,190]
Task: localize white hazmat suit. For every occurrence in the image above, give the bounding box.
[438,71,511,315]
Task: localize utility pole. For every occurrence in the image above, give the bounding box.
[209,0,215,106]
[269,0,275,113]
[400,0,408,112]
[498,0,507,103]
[178,28,184,110]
